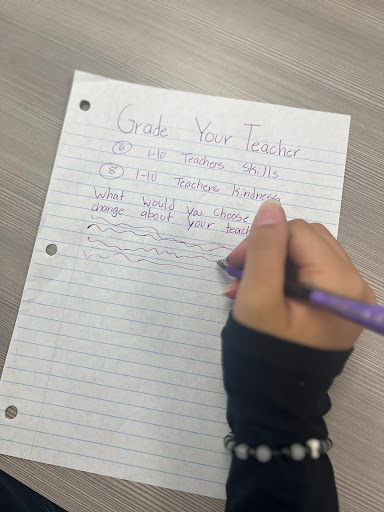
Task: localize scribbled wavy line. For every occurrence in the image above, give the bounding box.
[81,249,206,272]
[88,223,227,254]
[89,215,232,252]
[87,237,217,263]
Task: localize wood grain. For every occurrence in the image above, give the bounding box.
[0,1,383,510]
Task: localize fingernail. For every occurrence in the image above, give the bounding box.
[254,199,283,225]
[222,284,233,296]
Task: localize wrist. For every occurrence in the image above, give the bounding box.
[222,312,352,445]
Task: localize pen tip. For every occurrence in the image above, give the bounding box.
[216,259,227,270]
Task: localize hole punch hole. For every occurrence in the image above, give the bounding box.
[5,406,18,420]
[79,100,90,111]
[46,243,57,256]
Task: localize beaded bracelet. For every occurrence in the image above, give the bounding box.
[224,432,333,462]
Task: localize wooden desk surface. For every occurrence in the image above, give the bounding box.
[0,1,383,511]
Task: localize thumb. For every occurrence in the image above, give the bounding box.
[241,200,288,302]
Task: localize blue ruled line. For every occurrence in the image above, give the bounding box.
[13,338,221,380]
[0,380,225,425]
[0,423,227,471]
[67,120,348,160]
[46,196,240,238]
[38,236,219,271]
[0,391,224,433]
[0,435,225,486]
[31,262,223,297]
[45,216,229,257]
[19,312,221,352]
[25,287,223,325]
[34,250,228,286]
[17,326,221,366]
[17,411,228,454]
[28,275,227,312]
[62,140,345,182]
[46,193,308,231]
[49,185,242,245]
[10,353,224,395]
[57,156,343,204]
[151,122,347,154]
[50,177,340,224]
[21,300,220,339]
[47,202,242,242]
[53,165,342,214]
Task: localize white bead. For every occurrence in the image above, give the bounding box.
[306,438,321,459]
[226,440,236,452]
[234,443,249,460]
[290,443,306,461]
[224,433,235,452]
[255,444,272,463]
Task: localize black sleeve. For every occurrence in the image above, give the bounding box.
[222,313,352,512]
[0,470,67,512]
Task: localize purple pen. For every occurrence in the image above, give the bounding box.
[217,260,384,335]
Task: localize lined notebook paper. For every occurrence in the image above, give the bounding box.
[0,71,350,499]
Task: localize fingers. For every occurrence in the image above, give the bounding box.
[288,220,345,271]
[224,213,375,350]
[226,238,247,267]
[227,221,351,270]
[308,224,375,302]
[310,223,352,263]
[223,279,240,300]
[287,219,370,302]
[224,217,355,304]
[237,200,288,303]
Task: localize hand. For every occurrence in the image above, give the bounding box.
[224,200,376,350]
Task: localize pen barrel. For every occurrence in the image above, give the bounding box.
[309,290,384,335]
[226,266,243,280]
